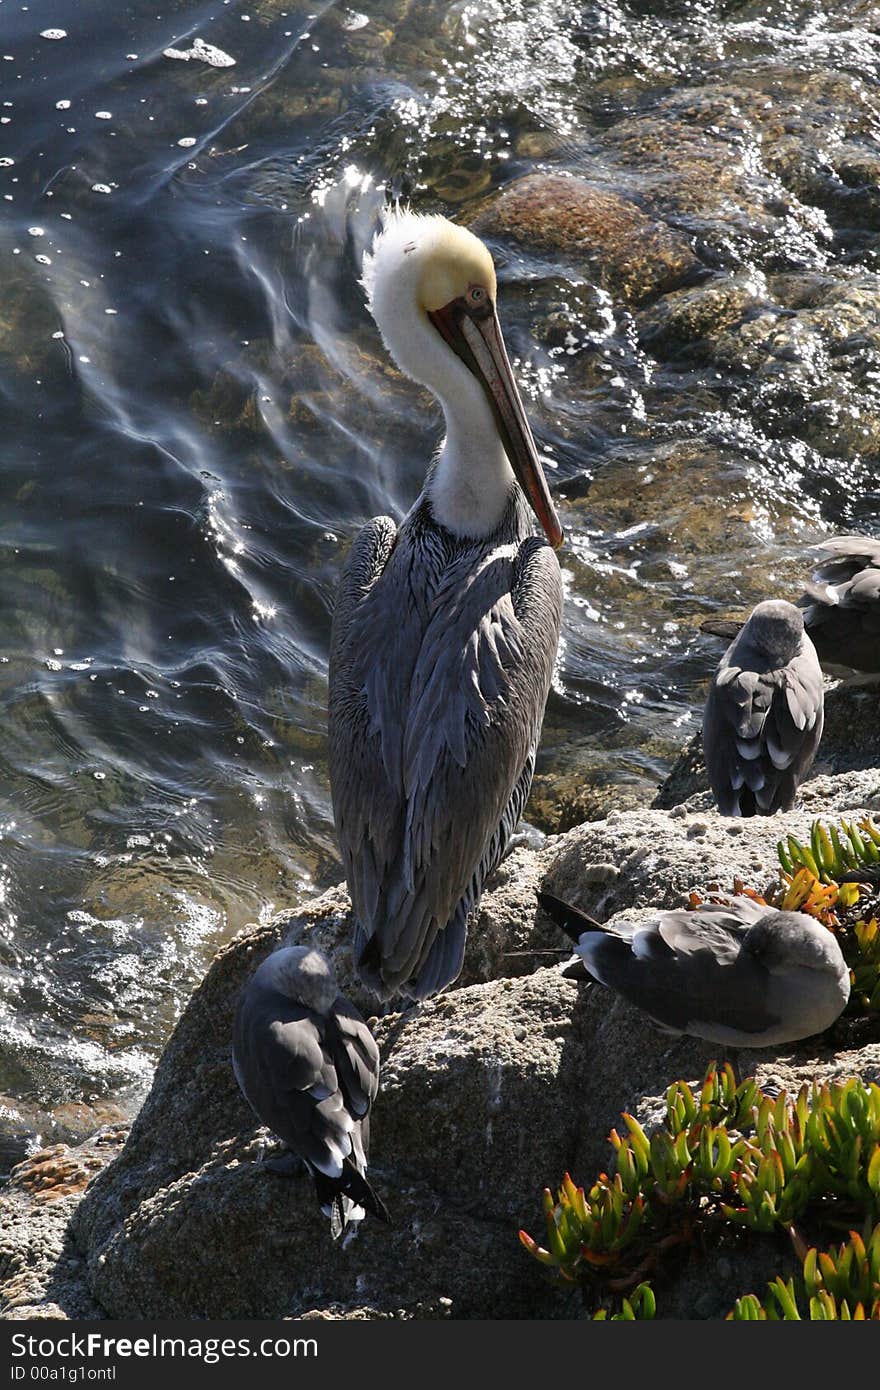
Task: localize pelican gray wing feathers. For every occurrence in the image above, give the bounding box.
[232,946,388,1239]
[539,892,850,1046]
[702,600,823,816]
[331,497,562,1000]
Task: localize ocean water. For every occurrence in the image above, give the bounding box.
[1,0,878,1169]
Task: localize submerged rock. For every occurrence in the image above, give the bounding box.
[636,275,761,359]
[591,67,880,462]
[471,174,704,305]
[0,1128,124,1319]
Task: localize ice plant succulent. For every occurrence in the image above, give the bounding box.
[777,815,880,911]
[731,1224,880,1319]
[591,1284,656,1320]
[772,821,880,1011]
[520,1065,880,1317]
[775,865,845,921]
[690,816,880,1012]
[852,916,880,1011]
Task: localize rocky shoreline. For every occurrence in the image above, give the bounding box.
[4,0,880,1325]
[2,683,878,1321]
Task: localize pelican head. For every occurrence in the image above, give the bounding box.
[363,206,563,548]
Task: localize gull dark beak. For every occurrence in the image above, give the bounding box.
[428,300,564,549]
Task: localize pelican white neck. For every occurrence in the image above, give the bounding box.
[362,208,519,539]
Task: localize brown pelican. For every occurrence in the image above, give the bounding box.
[539,891,850,1046]
[232,945,389,1239]
[329,208,564,1001]
[701,534,880,675]
[702,599,823,816]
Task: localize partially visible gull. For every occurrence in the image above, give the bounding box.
[796,534,880,675]
[232,945,389,1239]
[700,534,880,676]
[538,891,850,1046]
[702,599,823,816]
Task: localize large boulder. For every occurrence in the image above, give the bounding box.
[5,767,879,1320]
[57,769,880,1318]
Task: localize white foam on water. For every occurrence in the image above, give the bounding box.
[163,37,236,68]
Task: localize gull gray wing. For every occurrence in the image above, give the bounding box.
[654,902,763,959]
[810,535,880,585]
[326,996,380,1119]
[572,907,783,1040]
[801,564,880,673]
[232,988,354,1179]
[703,636,823,815]
[846,567,880,612]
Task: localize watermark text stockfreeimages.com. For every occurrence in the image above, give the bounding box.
[9,1333,317,1371]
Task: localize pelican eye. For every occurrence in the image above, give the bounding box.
[465,284,492,317]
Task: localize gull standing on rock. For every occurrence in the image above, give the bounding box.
[232,945,388,1239]
[329,207,564,1002]
[703,599,823,817]
[538,892,851,1046]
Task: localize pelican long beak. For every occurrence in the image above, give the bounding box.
[428,302,564,549]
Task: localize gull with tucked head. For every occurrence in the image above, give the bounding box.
[797,534,880,676]
[329,207,564,1001]
[701,534,880,677]
[539,891,851,1047]
[232,945,388,1239]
